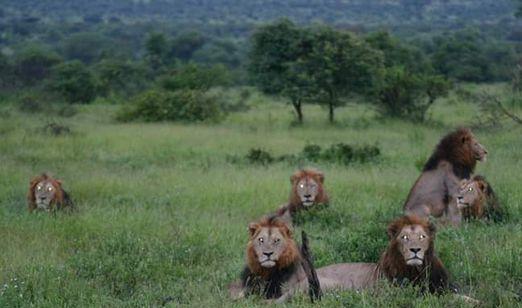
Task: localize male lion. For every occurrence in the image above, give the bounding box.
[277,169,329,217]
[27,173,74,212]
[229,215,474,303]
[457,175,503,221]
[228,214,322,303]
[404,128,488,225]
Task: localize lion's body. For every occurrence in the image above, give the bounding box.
[404,128,487,225]
[27,173,74,213]
[229,215,374,303]
[278,169,329,217]
[457,175,503,221]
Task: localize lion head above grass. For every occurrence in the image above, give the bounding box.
[27,173,74,213]
[278,168,329,217]
[378,215,450,293]
[457,175,503,221]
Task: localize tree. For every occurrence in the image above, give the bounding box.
[367,31,450,121]
[377,67,450,121]
[49,61,98,104]
[516,0,522,18]
[169,31,206,61]
[14,45,62,86]
[305,27,383,122]
[95,59,148,97]
[430,30,491,82]
[62,32,111,64]
[248,19,313,123]
[145,32,168,71]
[159,63,231,91]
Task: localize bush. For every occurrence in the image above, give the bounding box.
[245,148,274,165]
[14,46,62,86]
[231,143,381,166]
[159,63,231,91]
[377,67,450,121]
[18,94,44,113]
[49,61,98,104]
[117,89,224,122]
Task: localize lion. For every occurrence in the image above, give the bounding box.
[228,214,322,303]
[457,175,503,222]
[404,128,488,225]
[277,169,329,217]
[229,215,476,303]
[27,173,74,213]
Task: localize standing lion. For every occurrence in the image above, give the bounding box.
[403,128,487,225]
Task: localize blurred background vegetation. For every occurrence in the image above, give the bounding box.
[0,0,521,124]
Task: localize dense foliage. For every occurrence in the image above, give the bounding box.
[0,0,519,123]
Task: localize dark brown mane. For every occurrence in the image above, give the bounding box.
[243,214,301,298]
[378,215,449,294]
[423,128,477,178]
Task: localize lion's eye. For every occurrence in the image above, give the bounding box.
[468,187,473,192]
[401,235,409,241]
[274,238,281,244]
[36,185,43,191]
[258,238,264,243]
[420,234,426,239]
[299,184,305,188]
[47,186,54,192]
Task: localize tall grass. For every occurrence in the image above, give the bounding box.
[0,89,520,306]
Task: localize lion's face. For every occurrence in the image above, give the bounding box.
[468,136,487,162]
[249,226,289,268]
[247,218,297,269]
[395,224,430,266]
[33,180,58,211]
[295,178,319,207]
[457,179,485,210]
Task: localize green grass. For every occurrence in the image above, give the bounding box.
[0,91,521,307]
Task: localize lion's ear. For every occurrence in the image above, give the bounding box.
[427,221,437,236]
[290,174,298,184]
[248,223,260,237]
[55,179,62,186]
[461,135,470,144]
[315,172,325,184]
[280,223,293,238]
[476,181,487,193]
[386,222,400,240]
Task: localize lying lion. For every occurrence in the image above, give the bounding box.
[457,175,503,222]
[229,215,477,303]
[277,168,329,218]
[27,173,74,213]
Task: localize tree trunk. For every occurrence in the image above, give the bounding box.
[292,99,303,123]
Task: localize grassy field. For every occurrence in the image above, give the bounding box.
[0,90,521,307]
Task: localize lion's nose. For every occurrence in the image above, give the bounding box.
[39,197,46,201]
[304,194,311,199]
[457,196,463,201]
[263,252,273,258]
[410,248,421,254]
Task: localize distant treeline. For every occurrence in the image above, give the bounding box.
[0,1,520,123]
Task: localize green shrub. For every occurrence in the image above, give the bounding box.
[245,148,274,165]
[49,61,98,104]
[159,63,231,91]
[233,143,381,166]
[117,89,224,122]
